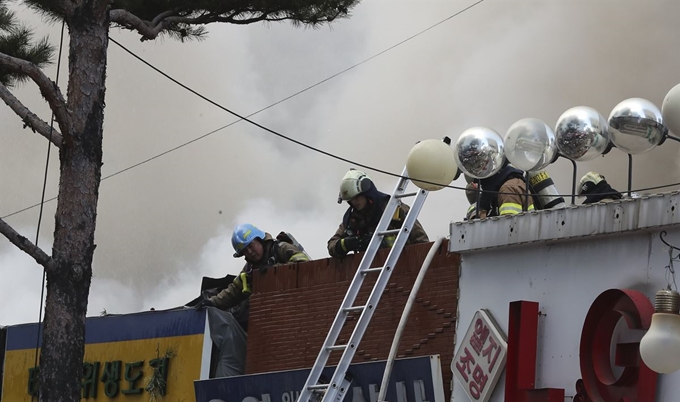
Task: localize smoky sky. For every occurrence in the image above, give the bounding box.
[1,0,679,325]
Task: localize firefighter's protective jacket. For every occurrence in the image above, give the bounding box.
[209,233,308,309]
[327,184,429,257]
[479,164,535,216]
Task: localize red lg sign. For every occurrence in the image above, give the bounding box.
[505,289,657,402]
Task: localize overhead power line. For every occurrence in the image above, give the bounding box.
[106,0,486,177]
[3,0,486,219]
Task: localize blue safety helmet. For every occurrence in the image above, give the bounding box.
[231,223,265,258]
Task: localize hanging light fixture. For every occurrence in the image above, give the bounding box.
[640,289,680,374]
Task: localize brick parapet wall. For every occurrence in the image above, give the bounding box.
[245,241,460,398]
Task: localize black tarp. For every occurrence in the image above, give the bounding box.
[185,275,248,378]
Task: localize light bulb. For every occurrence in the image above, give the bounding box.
[640,289,680,374]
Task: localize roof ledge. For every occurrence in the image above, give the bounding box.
[448,191,680,253]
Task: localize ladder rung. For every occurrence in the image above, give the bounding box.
[326,344,347,351]
[308,384,329,391]
[343,306,365,312]
[360,267,383,274]
[395,192,417,199]
[377,229,400,236]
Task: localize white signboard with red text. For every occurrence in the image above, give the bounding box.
[452,310,507,402]
[449,217,680,401]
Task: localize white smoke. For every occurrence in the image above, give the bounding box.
[2,0,680,326]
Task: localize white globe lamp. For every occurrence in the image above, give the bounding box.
[406,138,458,191]
[662,83,680,137]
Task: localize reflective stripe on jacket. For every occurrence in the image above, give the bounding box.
[498,178,534,215]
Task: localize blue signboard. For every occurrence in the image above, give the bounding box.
[194,355,444,402]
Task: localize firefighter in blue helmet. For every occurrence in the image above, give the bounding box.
[195,223,309,310]
[328,169,429,257]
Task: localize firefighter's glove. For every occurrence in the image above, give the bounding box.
[341,236,362,253]
[194,298,214,310]
[358,233,373,250]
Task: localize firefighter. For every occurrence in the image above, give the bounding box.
[476,161,534,218]
[578,172,622,204]
[328,168,429,258]
[195,223,309,310]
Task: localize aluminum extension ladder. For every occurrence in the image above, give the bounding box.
[297,167,429,402]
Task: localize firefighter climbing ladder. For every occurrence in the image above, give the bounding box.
[297,167,429,402]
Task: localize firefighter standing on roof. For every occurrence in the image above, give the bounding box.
[196,223,309,310]
[328,169,429,258]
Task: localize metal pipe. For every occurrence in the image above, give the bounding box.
[628,154,633,197]
[377,237,445,402]
[570,158,577,205]
[665,134,680,143]
[475,179,481,218]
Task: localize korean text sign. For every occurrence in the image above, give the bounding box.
[194,355,445,402]
[1,309,208,402]
[452,310,507,402]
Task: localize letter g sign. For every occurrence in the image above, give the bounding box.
[579,289,657,401]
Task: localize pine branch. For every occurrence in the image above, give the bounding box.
[110,9,167,40]
[0,51,70,140]
[0,217,54,271]
[110,1,357,41]
[0,82,63,148]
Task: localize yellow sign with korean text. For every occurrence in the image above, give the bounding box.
[1,309,209,402]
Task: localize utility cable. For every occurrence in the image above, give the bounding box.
[31,20,65,401]
[5,0,680,215]
[106,0,486,182]
[1,0,488,218]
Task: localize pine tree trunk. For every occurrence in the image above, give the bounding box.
[39,4,108,401]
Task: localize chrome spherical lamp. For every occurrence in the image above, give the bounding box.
[504,118,557,172]
[453,127,505,179]
[608,98,667,154]
[555,106,610,161]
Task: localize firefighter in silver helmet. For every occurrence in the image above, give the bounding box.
[328,169,429,257]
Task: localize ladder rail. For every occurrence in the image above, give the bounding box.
[297,170,409,402]
[320,188,428,402]
[297,167,429,402]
